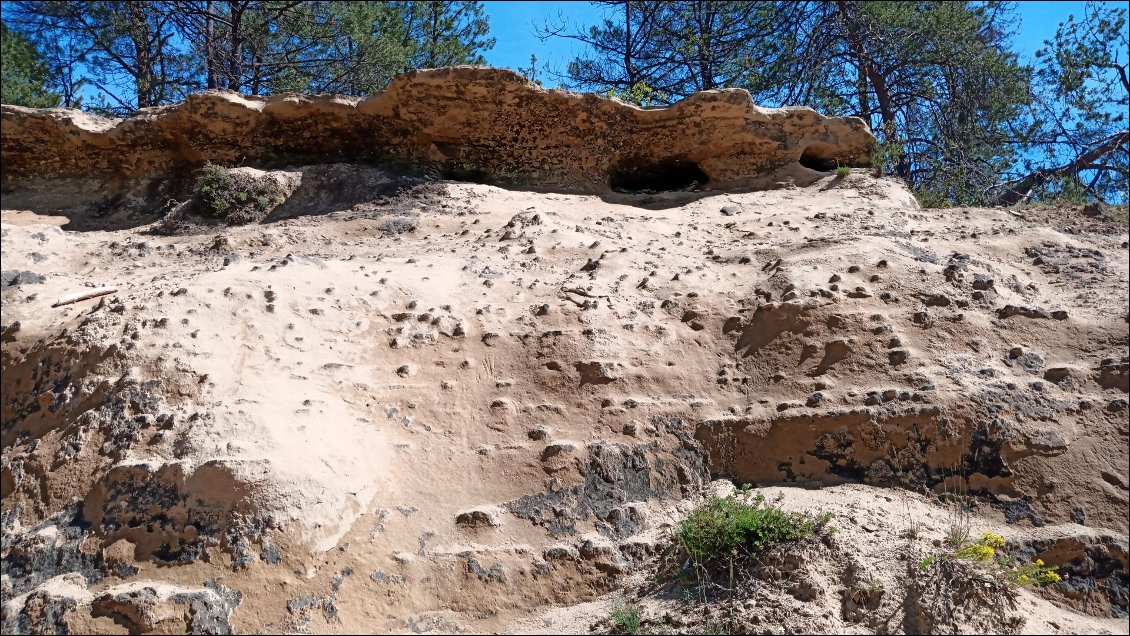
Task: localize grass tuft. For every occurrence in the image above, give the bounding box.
[610,597,642,635]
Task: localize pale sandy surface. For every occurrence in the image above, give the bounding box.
[2,172,1127,634]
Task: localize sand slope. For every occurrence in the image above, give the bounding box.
[2,171,1127,634]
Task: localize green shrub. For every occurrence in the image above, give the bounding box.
[199,163,236,218]
[676,490,827,566]
[606,80,667,107]
[610,597,642,635]
[835,166,851,176]
[195,163,285,223]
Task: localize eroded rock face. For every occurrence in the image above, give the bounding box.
[0,67,873,192]
[1009,530,1130,618]
[90,580,242,635]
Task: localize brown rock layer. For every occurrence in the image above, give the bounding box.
[0,66,873,192]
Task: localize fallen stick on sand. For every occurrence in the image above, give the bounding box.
[51,286,118,308]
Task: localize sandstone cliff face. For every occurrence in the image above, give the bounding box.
[0,67,873,192]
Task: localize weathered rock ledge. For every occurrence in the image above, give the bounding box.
[0,66,873,192]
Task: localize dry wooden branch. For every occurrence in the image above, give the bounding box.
[51,286,118,308]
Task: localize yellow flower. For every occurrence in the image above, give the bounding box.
[956,543,996,561]
[979,532,1006,549]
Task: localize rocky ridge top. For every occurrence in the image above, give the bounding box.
[0,67,873,192]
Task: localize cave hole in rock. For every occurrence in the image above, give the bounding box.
[440,166,491,184]
[609,156,710,192]
[798,145,841,172]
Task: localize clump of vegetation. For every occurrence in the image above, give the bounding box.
[196,163,286,224]
[676,489,830,567]
[834,166,851,177]
[605,80,668,107]
[918,530,1061,586]
[198,163,237,218]
[609,597,643,635]
[1006,558,1063,586]
[920,481,1060,588]
[1101,204,1129,226]
[381,214,420,235]
[847,576,885,607]
[658,487,832,635]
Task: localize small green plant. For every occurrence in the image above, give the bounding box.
[517,53,544,86]
[915,469,1060,590]
[676,491,827,566]
[852,577,883,595]
[902,519,923,539]
[870,120,905,179]
[610,597,642,635]
[835,166,851,177]
[900,495,924,539]
[1005,558,1061,585]
[664,490,830,636]
[606,80,667,107]
[848,577,884,606]
[954,531,1005,561]
[942,487,973,549]
[1100,203,1129,226]
[944,525,970,549]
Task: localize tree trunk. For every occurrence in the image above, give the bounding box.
[227,0,244,91]
[996,130,1129,204]
[205,0,216,89]
[623,1,635,86]
[128,2,155,108]
[429,3,440,68]
[834,0,907,180]
[698,3,713,90]
[856,64,870,125]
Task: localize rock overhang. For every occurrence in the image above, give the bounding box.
[0,66,875,193]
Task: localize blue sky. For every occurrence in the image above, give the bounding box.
[480,1,1125,87]
[479,0,602,83]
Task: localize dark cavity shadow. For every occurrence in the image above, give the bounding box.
[798,144,840,172]
[609,155,709,193]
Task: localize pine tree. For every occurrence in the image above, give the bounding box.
[0,21,61,107]
[1000,1,1128,205]
[401,1,494,69]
